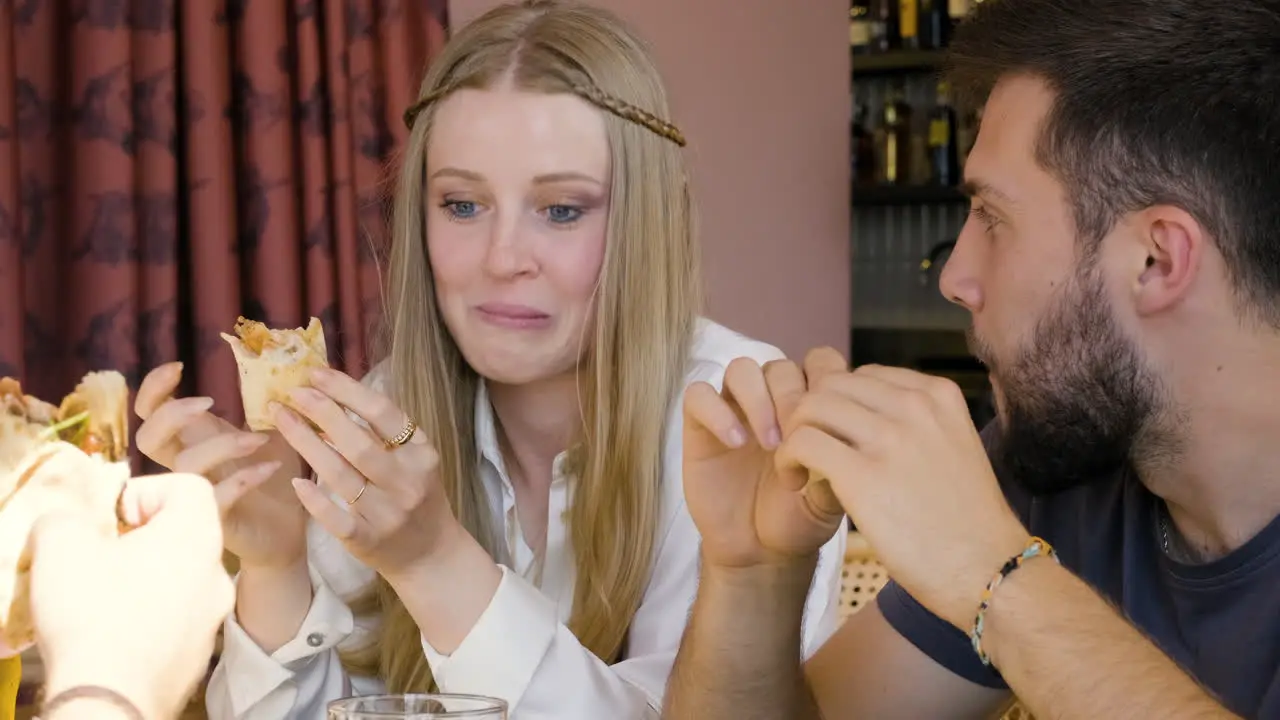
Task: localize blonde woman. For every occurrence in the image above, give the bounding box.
[133,2,845,717]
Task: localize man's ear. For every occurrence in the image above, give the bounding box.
[1131,206,1205,316]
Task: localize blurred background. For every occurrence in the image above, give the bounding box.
[0,0,993,445]
[2,0,995,715]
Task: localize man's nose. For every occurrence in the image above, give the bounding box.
[938,225,984,313]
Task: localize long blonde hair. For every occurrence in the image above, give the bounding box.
[341,0,701,692]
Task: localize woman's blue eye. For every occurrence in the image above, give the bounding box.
[546,205,584,224]
[442,200,478,219]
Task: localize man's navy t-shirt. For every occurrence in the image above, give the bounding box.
[877,438,1280,718]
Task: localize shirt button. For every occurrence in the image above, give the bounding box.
[306,632,325,647]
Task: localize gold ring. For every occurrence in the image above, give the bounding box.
[347,481,369,506]
[385,419,417,448]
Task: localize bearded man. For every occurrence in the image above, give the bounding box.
[662,0,1280,718]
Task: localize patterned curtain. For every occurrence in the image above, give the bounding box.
[0,0,448,444]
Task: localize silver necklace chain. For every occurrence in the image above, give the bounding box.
[1158,508,1172,554]
[1158,503,1206,563]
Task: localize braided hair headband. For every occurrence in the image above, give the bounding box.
[402,83,687,147]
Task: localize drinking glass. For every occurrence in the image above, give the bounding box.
[327,694,507,719]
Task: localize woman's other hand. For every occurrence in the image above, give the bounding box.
[134,362,307,569]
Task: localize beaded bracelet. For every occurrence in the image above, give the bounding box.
[40,685,144,720]
[969,536,1060,666]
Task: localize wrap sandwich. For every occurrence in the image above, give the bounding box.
[0,372,131,654]
[221,316,330,432]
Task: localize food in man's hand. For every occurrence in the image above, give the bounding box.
[221,316,330,432]
[0,372,129,496]
[0,445,127,651]
[0,373,131,651]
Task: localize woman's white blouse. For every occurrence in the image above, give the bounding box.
[206,318,848,719]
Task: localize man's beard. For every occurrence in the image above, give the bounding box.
[970,266,1170,496]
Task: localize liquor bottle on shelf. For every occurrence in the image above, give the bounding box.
[919,0,951,49]
[909,131,931,187]
[948,0,972,21]
[898,0,919,50]
[927,80,959,185]
[850,1,871,54]
[852,104,877,186]
[878,88,912,184]
[869,0,898,53]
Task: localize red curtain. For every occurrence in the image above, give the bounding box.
[0,0,447,446]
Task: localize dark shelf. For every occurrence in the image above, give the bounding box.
[852,184,967,206]
[851,49,947,76]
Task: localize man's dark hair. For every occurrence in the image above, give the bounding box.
[948,0,1280,325]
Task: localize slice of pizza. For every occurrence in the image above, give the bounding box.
[221,316,330,432]
[0,372,131,653]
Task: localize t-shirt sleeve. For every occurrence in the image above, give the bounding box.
[876,580,1007,689]
[875,420,1030,690]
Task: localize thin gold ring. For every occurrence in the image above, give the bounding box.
[346,480,369,506]
[385,419,417,448]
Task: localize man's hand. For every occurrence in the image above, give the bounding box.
[32,473,235,720]
[778,348,1029,629]
[683,357,845,571]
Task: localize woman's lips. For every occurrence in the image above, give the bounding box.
[474,303,552,330]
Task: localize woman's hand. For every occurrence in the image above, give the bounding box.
[32,473,234,720]
[134,362,307,568]
[275,368,456,580]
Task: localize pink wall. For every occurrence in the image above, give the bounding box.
[448,0,851,358]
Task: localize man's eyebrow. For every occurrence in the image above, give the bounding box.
[960,178,1017,208]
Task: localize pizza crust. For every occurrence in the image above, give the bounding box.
[221,316,330,432]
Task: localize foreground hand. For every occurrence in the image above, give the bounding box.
[276,368,455,579]
[134,362,307,568]
[31,473,234,720]
[778,348,1029,629]
[683,357,845,571]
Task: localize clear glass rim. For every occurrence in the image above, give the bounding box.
[327,693,508,718]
